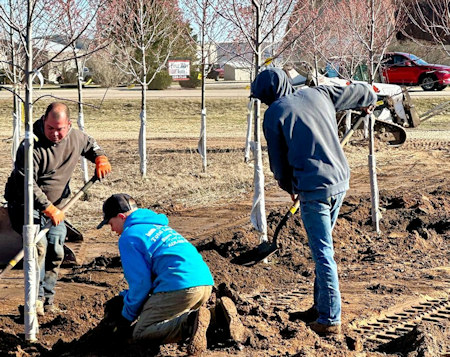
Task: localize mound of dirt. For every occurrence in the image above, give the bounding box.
[0,138,448,357]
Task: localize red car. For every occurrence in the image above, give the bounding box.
[381,52,450,91]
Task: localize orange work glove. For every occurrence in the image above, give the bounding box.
[95,155,112,179]
[43,204,65,226]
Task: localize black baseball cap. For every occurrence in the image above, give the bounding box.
[97,193,138,229]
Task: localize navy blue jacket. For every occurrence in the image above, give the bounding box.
[251,68,377,201]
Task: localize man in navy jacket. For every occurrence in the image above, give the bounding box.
[98,193,214,355]
[251,68,376,335]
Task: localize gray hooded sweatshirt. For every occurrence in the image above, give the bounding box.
[251,68,377,201]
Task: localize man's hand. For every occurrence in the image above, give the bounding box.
[110,314,133,339]
[42,204,65,226]
[104,295,124,320]
[362,104,375,115]
[95,155,112,179]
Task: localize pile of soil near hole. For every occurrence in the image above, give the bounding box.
[0,186,448,357]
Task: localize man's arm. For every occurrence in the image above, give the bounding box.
[12,142,51,210]
[118,234,152,321]
[319,83,377,112]
[80,133,111,179]
[263,112,294,194]
[9,142,64,225]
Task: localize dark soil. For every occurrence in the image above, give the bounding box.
[0,138,449,357]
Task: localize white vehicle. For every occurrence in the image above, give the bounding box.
[284,66,420,146]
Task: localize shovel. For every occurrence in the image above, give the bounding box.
[230,199,300,267]
[0,175,99,278]
[231,113,366,267]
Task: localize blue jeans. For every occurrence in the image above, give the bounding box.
[36,216,66,305]
[300,192,345,325]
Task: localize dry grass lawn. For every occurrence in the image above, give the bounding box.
[0,96,448,230]
[0,98,251,140]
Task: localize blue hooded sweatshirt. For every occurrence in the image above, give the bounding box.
[118,209,214,321]
[251,68,377,201]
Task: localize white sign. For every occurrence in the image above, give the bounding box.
[168,60,190,81]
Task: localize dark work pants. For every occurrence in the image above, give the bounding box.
[8,202,66,305]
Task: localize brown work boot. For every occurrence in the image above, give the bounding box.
[308,321,341,336]
[289,306,319,323]
[44,303,62,314]
[187,307,210,356]
[217,296,245,343]
[36,300,45,317]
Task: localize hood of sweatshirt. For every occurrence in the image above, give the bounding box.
[251,68,294,106]
[123,209,169,230]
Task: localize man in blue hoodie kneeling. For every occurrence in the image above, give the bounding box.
[251,68,377,336]
[97,193,214,355]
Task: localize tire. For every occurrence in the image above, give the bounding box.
[436,84,447,91]
[420,75,437,91]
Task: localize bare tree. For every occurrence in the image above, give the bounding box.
[180,0,225,173]
[0,0,32,163]
[337,0,405,232]
[341,0,405,83]
[0,0,109,341]
[218,0,303,71]
[49,0,109,183]
[101,0,185,177]
[402,0,450,57]
[318,1,366,81]
[283,0,336,84]
[217,0,302,243]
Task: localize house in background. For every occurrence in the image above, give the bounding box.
[224,60,252,81]
[42,36,89,84]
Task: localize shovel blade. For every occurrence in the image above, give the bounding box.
[230,241,278,267]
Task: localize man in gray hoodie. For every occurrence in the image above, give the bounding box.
[251,68,376,335]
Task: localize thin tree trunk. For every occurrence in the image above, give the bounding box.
[139,81,147,177]
[9,0,20,164]
[199,1,207,173]
[75,57,89,183]
[24,2,39,341]
[250,0,268,243]
[12,91,20,163]
[367,0,380,232]
[368,113,380,233]
[244,99,254,163]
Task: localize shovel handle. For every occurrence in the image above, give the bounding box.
[272,199,300,248]
[0,175,99,278]
[340,115,366,148]
[33,175,99,244]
